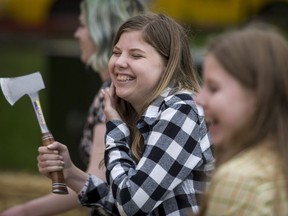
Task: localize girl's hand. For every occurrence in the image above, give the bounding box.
[37,142,73,179]
[102,84,122,121]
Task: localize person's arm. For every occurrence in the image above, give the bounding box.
[0,122,107,216]
[86,123,106,181]
[0,188,80,216]
[0,143,86,216]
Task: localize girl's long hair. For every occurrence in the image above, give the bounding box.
[199,24,288,215]
[112,13,200,161]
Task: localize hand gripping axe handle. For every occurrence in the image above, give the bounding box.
[0,72,68,194]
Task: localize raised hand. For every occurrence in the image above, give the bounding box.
[102,84,122,121]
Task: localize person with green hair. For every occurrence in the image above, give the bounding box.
[0,1,147,216]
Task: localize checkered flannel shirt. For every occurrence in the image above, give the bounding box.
[79,87,214,216]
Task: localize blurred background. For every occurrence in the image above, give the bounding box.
[0,0,287,214]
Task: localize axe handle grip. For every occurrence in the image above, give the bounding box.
[42,132,69,195]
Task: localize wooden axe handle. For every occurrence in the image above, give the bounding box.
[42,132,69,195]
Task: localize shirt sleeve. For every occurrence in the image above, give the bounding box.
[78,175,109,206]
[104,102,208,215]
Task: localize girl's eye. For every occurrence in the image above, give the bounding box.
[131,54,142,58]
[112,51,121,56]
[207,85,218,94]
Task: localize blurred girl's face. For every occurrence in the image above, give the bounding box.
[108,30,165,112]
[74,15,96,64]
[196,54,255,147]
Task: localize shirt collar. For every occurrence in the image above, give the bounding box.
[139,87,174,125]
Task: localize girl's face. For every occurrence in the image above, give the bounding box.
[74,15,96,64]
[108,30,165,112]
[196,54,255,147]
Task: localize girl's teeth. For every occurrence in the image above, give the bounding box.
[117,75,132,81]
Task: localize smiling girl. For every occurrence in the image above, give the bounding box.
[37,13,214,215]
[196,25,288,215]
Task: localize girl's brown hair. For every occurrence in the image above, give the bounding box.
[112,13,200,161]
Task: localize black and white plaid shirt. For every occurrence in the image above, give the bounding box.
[79,87,214,216]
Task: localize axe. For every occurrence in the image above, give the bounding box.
[0,72,68,195]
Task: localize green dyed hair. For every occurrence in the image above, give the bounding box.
[80,0,147,73]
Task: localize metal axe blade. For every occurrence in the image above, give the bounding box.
[0,72,44,105]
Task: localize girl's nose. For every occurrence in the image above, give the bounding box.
[74,28,80,39]
[115,54,128,68]
[195,88,205,107]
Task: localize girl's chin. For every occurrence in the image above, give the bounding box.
[210,135,224,147]
[212,141,221,147]
[212,137,231,149]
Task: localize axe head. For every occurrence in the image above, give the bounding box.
[0,72,45,105]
